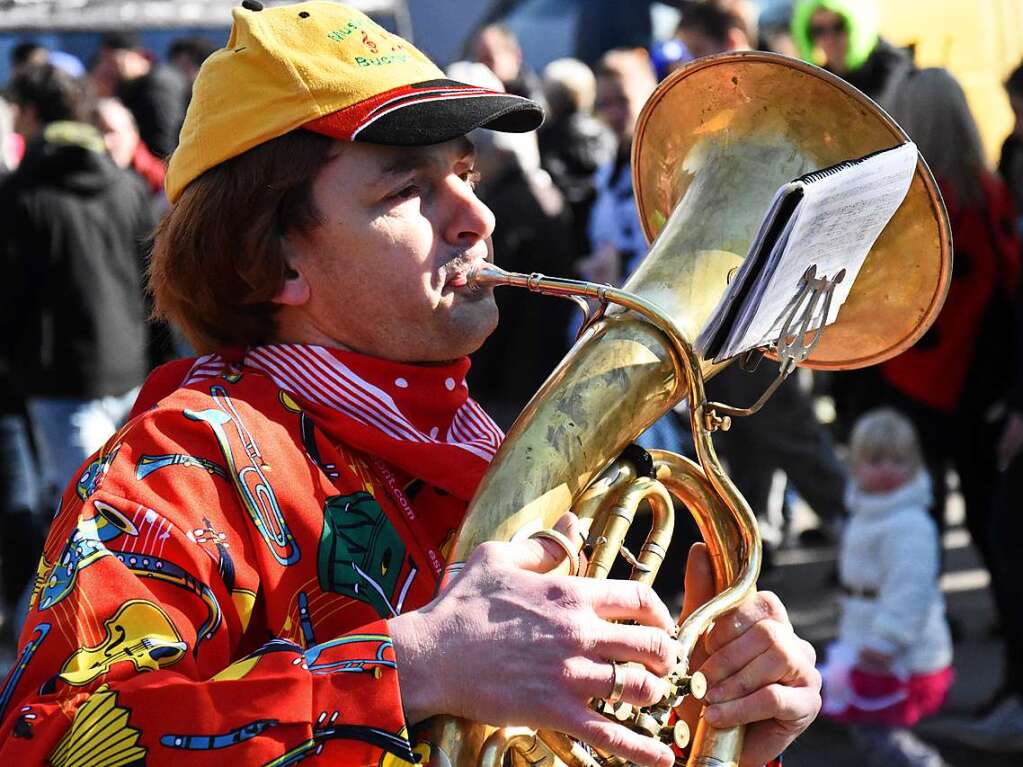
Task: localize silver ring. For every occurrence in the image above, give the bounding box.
[607,661,626,704]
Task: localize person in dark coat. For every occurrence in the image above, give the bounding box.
[168,35,218,90]
[997,61,1023,477]
[0,96,39,660]
[1,63,156,505]
[91,31,188,159]
[538,57,615,257]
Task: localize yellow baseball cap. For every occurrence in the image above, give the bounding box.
[166,0,544,202]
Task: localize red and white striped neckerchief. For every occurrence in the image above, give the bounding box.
[153,344,502,502]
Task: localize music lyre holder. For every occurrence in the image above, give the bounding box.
[707,264,845,425]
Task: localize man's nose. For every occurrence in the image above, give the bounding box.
[444,178,496,246]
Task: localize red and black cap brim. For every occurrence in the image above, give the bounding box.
[305,79,544,145]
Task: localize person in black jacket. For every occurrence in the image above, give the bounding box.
[538,57,615,257]
[0,96,40,661]
[1,63,156,507]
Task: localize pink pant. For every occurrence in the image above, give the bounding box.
[824,666,954,727]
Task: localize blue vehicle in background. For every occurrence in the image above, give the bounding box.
[0,0,411,85]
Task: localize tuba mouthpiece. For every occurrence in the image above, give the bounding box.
[466,262,511,293]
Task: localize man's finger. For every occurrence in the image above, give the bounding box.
[591,621,678,677]
[699,620,805,692]
[469,538,566,574]
[561,708,676,767]
[703,680,822,730]
[569,657,670,708]
[704,591,789,655]
[576,579,674,633]
[703,631,814,704]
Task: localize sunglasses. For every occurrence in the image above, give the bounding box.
[809,20,846,39]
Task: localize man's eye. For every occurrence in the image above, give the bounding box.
[392,183,421,201]
[463,170,481,190]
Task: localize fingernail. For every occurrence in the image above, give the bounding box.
[704,705,723,726]
[705,685,722,704]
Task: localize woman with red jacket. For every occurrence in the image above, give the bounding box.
[879,67,1020,555]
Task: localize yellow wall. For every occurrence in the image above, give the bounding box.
[878,0,1023,164]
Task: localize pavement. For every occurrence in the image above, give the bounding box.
[768,494,1020,767]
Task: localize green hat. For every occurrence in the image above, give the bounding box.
[791,0,880,73]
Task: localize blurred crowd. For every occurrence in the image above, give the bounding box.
[0,1,1021,765]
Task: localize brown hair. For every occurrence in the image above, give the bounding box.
[885,68,987,207]
[150,130,336,353]
[676,0,757,48]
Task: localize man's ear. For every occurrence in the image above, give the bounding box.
[271,240,312,307]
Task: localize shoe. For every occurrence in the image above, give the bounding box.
[928,694,1023,752]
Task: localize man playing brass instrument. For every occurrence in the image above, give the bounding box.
[0,3,821,766]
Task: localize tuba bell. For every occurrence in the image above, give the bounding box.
[420,52,952,767]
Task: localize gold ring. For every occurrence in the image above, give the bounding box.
[607,661,626,704]
[529,529,580,576]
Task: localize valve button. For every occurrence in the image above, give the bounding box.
[673,720,691,750]
[689,672,707,700]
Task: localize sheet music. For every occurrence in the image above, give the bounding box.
[718,142,918,360]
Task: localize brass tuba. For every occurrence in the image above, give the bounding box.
[421,52,951,767]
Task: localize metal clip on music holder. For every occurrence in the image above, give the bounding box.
[706,265,845,428]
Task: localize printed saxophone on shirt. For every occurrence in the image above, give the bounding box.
[0,344,501,766]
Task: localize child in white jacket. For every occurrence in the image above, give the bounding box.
[820,408,954,767]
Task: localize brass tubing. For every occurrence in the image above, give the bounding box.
[649,452,744,600]
[479,728,555,767]
[649,450,753,766]
[469,263,689,407]
[537,730,603,767]
[573,460,637,526]
[635,482,675,587]
[585,477,673,584]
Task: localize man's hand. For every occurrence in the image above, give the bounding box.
[389,514,679,767]
[681,543,822,767]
